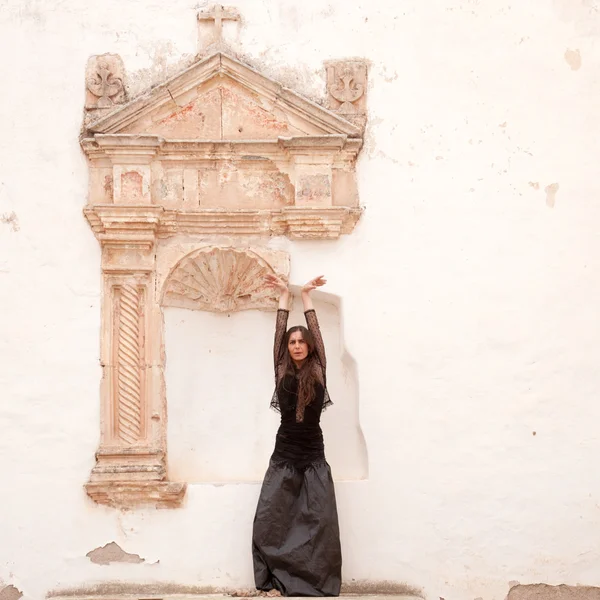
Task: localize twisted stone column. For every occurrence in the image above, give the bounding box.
[115,283,144,444]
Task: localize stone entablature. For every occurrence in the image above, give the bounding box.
[82,53,364,241]
[82,133,362,240]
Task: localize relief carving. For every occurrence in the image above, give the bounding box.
[114,284,145,444]
[197,5,241,50]
[162,247,280,313]
[328,67,364,113]
[86,54,126,110]
[326,61,367,128]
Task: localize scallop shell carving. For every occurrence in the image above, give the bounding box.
[162,247,280,312]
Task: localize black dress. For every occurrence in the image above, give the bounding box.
[252,309,342,597]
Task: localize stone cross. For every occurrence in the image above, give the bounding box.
[197,4,241,47]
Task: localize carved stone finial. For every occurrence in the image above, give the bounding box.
[329,67,364,113]
[197,4,241,51]
[85,54,126,111]
[326,61,367,128]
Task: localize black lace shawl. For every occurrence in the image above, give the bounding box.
[270,308,332,414]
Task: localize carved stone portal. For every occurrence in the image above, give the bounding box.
[82,24,365,508]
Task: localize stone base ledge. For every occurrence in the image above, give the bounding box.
[85,480,187,509]
[49,594,421,600]
[48,582,423,600]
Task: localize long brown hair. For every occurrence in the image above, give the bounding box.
[281,326,321,422]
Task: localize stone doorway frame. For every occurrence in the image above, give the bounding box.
[81,51,365,509]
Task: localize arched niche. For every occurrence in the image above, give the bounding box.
[161,246,281,313]
[163,280,368,483]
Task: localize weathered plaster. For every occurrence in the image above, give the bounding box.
[509,585,600,600]
[0,212,19,232]
[2,1,600,599]
[86,542,145,566]
[0,586,23,600]
[564,49,583,71]
[544,182,560,208]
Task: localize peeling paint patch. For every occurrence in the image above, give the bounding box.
[121,172,144,203]
[104,175,113,198]
[509,584,600,600]
[545,182,560,208]
[564,48,582,70]
[381,66,399,82]
[86,541,145,565]
[297,174,331,205]
[1,212,19,232]
[0,585,23,600]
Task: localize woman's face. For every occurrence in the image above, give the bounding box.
[288,331,309,365]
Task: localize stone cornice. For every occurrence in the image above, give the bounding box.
[81,134,362,163]
[85,205,362,240]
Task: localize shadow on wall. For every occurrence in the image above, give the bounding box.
[164,290,368,482]
[305,288,368,481]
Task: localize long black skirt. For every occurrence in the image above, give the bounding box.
[252,459,342,597]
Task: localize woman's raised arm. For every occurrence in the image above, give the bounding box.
[264,273,290,371]
[302,275,327,370]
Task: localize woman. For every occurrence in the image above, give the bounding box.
[252,274,342,597]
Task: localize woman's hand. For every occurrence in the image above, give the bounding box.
[302,275,327,294]
[264,273,289,293]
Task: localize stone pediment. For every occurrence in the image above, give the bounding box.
[86,53,360,139]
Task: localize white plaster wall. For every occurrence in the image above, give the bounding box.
[165,297,367,482]
[1,1,600,599]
